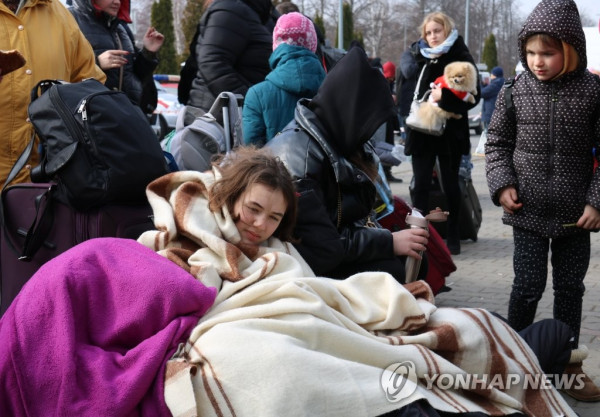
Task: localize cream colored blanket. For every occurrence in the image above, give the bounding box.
[138,170,575,417]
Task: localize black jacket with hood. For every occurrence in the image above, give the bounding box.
[187,0,273,112]
[402,35,480,157]
[485,0,600,238]
[70,0,158,109]
[266,48,397,277]
[396,42,419,118]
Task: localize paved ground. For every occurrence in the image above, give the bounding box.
[387,137,600,416]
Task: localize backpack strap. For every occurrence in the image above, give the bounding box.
[503,73,521,116]
[0,133,57,261]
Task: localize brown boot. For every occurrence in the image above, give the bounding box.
[561,346,600,402]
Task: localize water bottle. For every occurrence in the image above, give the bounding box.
[404,209,429,283]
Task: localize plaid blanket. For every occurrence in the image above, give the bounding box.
[139,170,576,417]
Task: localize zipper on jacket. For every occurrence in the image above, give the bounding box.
[548,84,558,234]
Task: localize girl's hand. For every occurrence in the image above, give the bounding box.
[98,50,129,70]
[576,204,600,230]
[392,228,429,259]
[498,186,522,214]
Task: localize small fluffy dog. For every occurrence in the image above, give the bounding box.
[416,61,478,129]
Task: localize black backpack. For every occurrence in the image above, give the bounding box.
[20,78,168,211]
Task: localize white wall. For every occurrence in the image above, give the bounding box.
[583,26,600,72]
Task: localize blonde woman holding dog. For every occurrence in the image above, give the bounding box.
[401,12,480,255]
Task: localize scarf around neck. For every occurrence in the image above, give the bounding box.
[419,29,458,59]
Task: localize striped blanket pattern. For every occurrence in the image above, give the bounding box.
[138,170,576,417]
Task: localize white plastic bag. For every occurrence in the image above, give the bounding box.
[473,129,488,156]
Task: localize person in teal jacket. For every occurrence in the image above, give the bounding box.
[242,12,326,146]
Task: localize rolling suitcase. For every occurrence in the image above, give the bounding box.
[409,167,482,241]
[0,183,155,316]
[458,176,483,241]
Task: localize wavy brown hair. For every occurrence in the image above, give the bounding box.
[208,146,298,242]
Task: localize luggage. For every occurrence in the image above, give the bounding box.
[0,183,155,316]
[27,78,168,211]
[409,168,482,242]
[378,196,456,295]
[458,176,483,241]
[162,92,244,172]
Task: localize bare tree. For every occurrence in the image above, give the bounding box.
[495,0,521,75]
[171,0,187,54]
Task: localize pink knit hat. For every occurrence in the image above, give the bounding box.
[273,12,318,53]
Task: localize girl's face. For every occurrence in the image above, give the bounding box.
[233,183,287,248]
[94,0,120,16]
[526,38,564,81]
[424,21,446,48]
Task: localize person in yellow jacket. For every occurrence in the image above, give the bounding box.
[0,0,105,185]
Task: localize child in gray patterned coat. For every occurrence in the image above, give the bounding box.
[485,0,600,402]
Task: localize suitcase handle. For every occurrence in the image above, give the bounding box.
[16,227,56,250]
[18,186,56,261]
[1,184,56,262]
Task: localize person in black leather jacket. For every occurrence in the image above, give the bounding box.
[69,0,163,110]
[187,0,274,114]
[267,47,429,283]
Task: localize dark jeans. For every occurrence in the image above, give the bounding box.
[509,227,589,346]
[411,151,462,242]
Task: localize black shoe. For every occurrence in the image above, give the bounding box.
[386,175,403,183]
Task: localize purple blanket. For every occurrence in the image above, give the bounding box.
[0,238,216,416]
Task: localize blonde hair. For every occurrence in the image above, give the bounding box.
[523,33,562,55]
[523,34,579,78]
[420,12,455,40]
